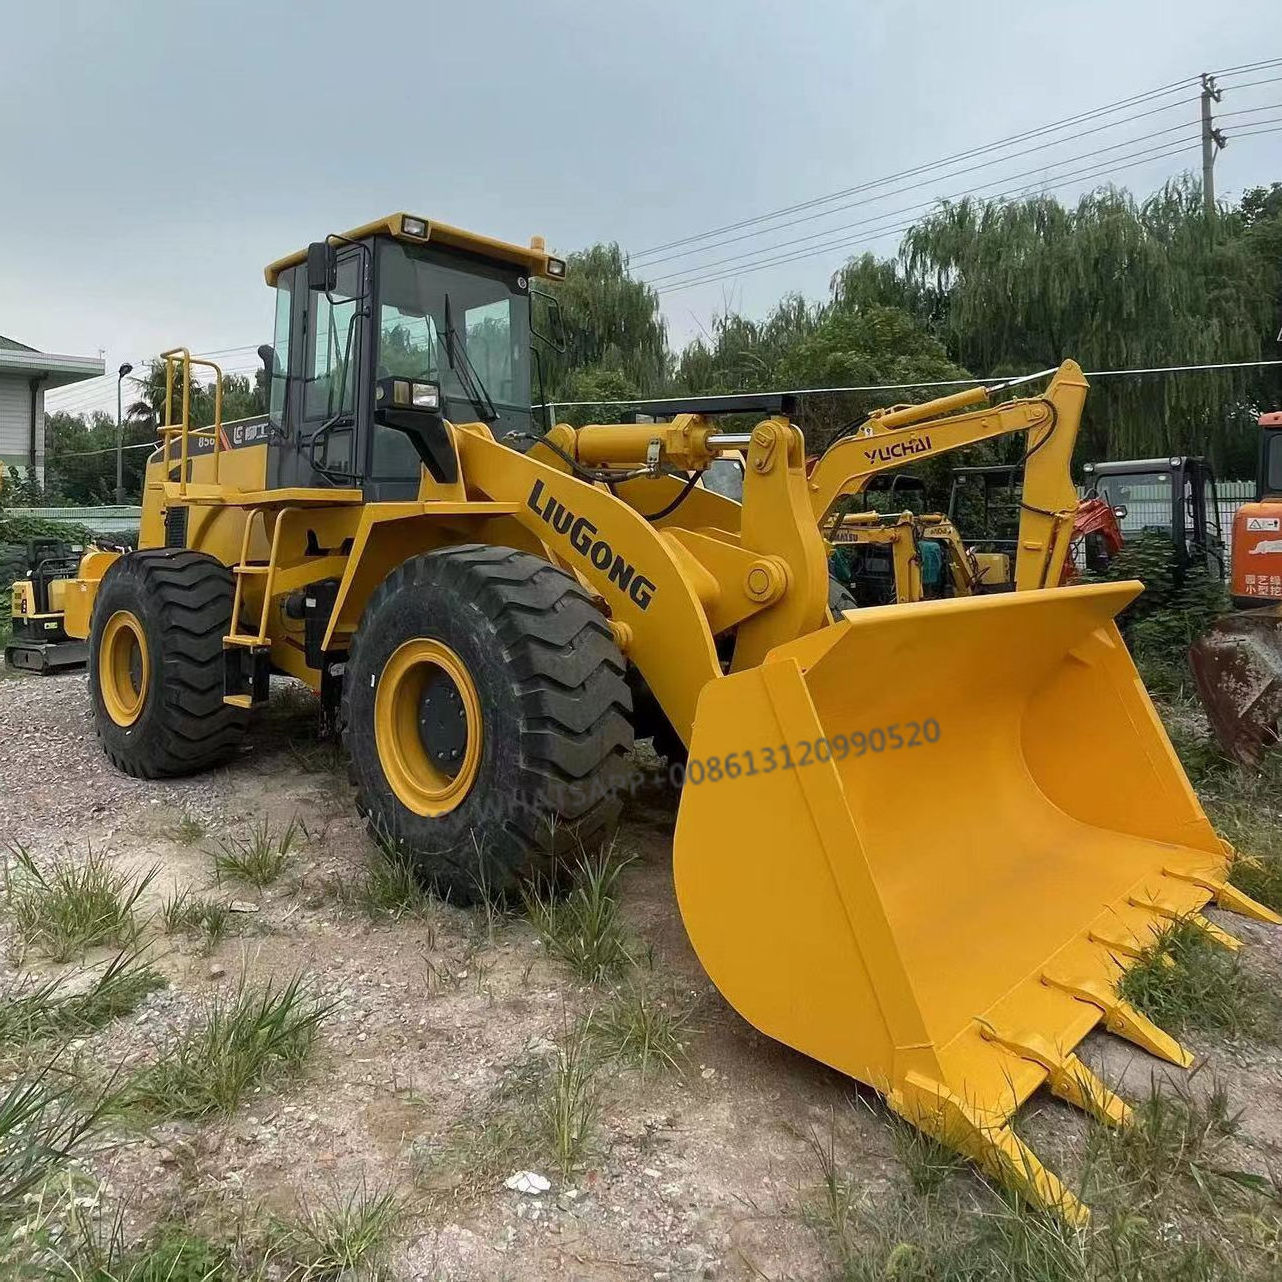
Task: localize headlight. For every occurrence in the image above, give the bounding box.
[412,381,440,411]
[402,216,429,238]
[546,256,566,278]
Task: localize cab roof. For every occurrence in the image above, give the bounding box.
[263,213,560,286]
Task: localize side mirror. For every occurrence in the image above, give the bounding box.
[257,344,277,376]
[306,241,338,293]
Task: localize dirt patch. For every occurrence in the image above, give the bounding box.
[3,672,1282,1279]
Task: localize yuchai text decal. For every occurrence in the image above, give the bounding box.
[527,479,657,610]
[863,434,933,464]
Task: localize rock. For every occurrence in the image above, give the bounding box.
[228,900,259,913]
[157,1148,177,1165]
[504,1170,551,1195]
[208,964,226,979]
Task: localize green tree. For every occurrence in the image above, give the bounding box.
[896,179,1275,469]
[540,244,670,404]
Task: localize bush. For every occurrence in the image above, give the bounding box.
[1087,531,1229,694]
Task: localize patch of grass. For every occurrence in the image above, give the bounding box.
[287,740,347,776]
[2,843,155,964]
[1093,1075,1241,1201]
[47,1207,238,1281]
[171,814,207,846]
[0,1068,103,1221]
[1118,918,1279,1038]
[540,1019,600,1185]
[270,1182,403,1281]
[589,979,692,1078]
[416,1020,604,1194]
[331,846,435,924]
[0,949,165,1051]
[886,1110,968,1198]
[522,844,632,983]
[122,975,328,1120]
[211,818,299,889]
[158,891,235,953]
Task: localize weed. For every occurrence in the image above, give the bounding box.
[211,817,298,889]
[270,1182,403,1280]
[590,979,692,1078]
[416,1023,602,1194]
[2,843,155,963]
[0,950,164,1052]
[522,844,632,983]
[1092,1075,1241,1199]
[805,1116,857,1259]
[886,1110,967,1198]
[158,891,234,953]
[122,974,328,1120]
[48,1203,237,1281]
[1119,918,1280,1038]
[288,740,346,776]
[172,814,207,846]
[540,1018,600,1184]
[0,1068,103,1220]
[337,843,435,924]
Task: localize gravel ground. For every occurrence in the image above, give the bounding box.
[2,669,1282,1280]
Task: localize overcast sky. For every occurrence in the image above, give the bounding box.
[2,0,1279,418]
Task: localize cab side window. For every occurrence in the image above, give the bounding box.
[304,253,363,423]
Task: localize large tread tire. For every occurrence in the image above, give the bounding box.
[89,550,248,778]
[343,545,634,902]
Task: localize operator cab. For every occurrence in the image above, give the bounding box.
[1081,456,1225,580]
[261,213,565,501]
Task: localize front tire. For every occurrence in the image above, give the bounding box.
[89,550,248,777]
[343,546,633,901]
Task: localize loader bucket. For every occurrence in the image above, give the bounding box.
[1189,609,1282,766]
[673,582,1278,1221]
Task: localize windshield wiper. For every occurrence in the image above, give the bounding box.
[443,293,498,423]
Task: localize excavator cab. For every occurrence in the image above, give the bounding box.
[1081,456,1226,583]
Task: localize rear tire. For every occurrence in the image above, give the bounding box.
[343,546,634,902]
[89,550,247,777]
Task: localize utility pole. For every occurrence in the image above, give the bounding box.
[1200,72,1227,218]
[115,362,133,504]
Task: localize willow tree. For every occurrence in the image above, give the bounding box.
[896,179,1275,470]
[539,243,670,408]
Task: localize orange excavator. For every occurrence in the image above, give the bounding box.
[1191,410,1282,763]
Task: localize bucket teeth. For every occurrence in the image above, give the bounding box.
[1161,867,1282,925]
[1041,973,1194,1068]
[979,1024,1131,1128]
[1127,897,1244,951]
[1088,929,1172,966]
[890,1072,1089,1226]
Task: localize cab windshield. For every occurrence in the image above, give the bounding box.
[373,239,532,477]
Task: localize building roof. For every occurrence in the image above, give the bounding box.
[0,335,104,389]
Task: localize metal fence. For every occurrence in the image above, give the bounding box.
[6,505,142,534]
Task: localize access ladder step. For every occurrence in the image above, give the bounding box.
[223,642,271,708]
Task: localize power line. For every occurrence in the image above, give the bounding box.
[652,136,1210,294]
[642,121,1225,287]
[637,95,1202,271]
[629,74,1201,261]
[540,358,1282,410]
[654,122,1282,295]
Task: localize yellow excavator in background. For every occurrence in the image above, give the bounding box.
[51,213,1275,1221]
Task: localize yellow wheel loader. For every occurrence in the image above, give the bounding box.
[58,213,1277,1221]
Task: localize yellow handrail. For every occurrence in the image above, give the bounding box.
[158,347,225,496]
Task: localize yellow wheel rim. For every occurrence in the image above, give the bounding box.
[99,610,150,727]
[375,638,483,817]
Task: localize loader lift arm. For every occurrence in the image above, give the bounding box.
[807,361,1088,589]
